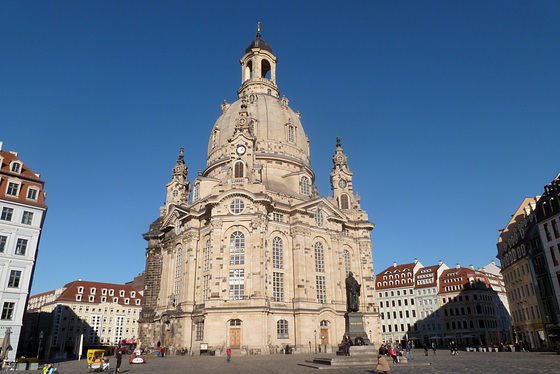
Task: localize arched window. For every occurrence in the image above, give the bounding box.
[314,242,325,272]
[175,247,182,279]
[261,59,271,79]
[343,250,351,276]
[340,194,349,209]
[272,237,283,269]
[287,125,295,142]
[314,210,324,227]
[230,231,245,265]
[320,320,329,327]
[245,60,253,80]
[234,161,244,178]
[300,176,310,195]
[193,183,200,201]
[203,240,211,271]
[277,319,288,339]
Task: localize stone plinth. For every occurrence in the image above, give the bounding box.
[346,312,371,346]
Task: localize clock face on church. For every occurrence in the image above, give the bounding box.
[236,145,246,155]
[338,179,347,188]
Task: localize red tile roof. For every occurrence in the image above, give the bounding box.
[0,149,47,208]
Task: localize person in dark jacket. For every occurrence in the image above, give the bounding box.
[115,350,122,373]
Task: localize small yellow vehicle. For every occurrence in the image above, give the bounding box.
[86,350,110,372]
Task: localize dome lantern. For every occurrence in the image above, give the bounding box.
[239,23,279,98]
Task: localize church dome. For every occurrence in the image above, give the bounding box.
[206,93,310,168]
[245,35,273,54]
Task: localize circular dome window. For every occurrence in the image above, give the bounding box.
[230,199,245,214]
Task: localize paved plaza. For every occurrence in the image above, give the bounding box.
[48,350,559,374]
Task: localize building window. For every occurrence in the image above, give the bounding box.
[314,210,324,227]
[176,248,182,278]
[7,270,22,288]
[89,295,95,302]
[316,276,326,304]
[21,211,34,225]
[135,299,141,305]
[545,223,552,241]
[340,194,349,209]
[287,125,295,142]
[234,161,244,178]
[76,295,82,301]
[193,183,200,201]
[174,280,180,297]
[552,219,560,239]
[272,213,283,222]
[273,272,284,302]
[11,163,21,173]
[203,275,210,301]
[314,242,325,272]
[1,302,15,320]
[229,269,244,300]
[15,238,28,255]
[204,240,211,271]
[119,290,125,297]
[230,199,245,214]
[0,235,7,252]
[27,188,38,201]
[6,182,20,196]
[272,237,283,269]
[195,321,204,341]
[300,176,310,195]
[229,231,245,265]
[343,250,351,276]
[277,319,289,339]
[1,207,14,221]
[101,296,107,303]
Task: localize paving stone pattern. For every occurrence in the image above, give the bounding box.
[51,350,558,374]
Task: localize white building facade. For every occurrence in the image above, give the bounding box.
[0,142,47,361]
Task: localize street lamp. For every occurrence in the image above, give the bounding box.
[314,330,317,353]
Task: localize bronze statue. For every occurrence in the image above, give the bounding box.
[346,271,361,312]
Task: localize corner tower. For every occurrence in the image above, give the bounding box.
[139,27,380,355]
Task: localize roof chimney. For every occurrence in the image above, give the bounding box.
[455,263,460,269]
[414,258,418,264]
[469,264,474,270]
[393,261,397,267]
[491,260,495,265]
[0,141,3,151]
[438,260,443,266]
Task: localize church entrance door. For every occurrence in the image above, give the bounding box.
[320,328,329,345]
[230,328,241,348]
[165,330,170,347]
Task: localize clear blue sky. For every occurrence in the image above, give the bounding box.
[1,1,558,295]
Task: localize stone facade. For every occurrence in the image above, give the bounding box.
[138,31,381,354]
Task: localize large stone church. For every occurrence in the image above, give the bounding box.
[139,29,381,354]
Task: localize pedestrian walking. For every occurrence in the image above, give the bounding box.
[432,341,437,355]
[405,340,413,360]
[342,333,351,356]
[423,341,429,356]
[226,347,231,363]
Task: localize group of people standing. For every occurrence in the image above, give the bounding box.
[377,340,414,363]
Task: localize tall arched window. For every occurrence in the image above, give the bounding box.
[314,242,325,272]
[261,59,271,78]
[272,237,283,269]
[234,161,244,178]
[287,125,295,142]
[203,240,211,271]
[343,250,351,276]
[300,176,310,195]
[230,231,245,265]
[340,194,349,209]
[175,247,182,279]
[277,319,289,339]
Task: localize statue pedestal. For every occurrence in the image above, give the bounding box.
[346,312,371,346]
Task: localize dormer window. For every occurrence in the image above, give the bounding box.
[78,287,84,294]
[113,297,118,303]
[89,295,95,302]
[101,289,107,295]
[135,299,141,305]
[101,296,107,302]
[26,188,38,201]
[130,291,136,298]
[6,181,21,196]
[76,294,82,301]
[109,289,114,296]
[10,162,21,174]
[119,290,125,297]
[90,288,96,294]
[124,298,129,305]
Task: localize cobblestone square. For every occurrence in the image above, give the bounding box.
[51,350,559,374]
